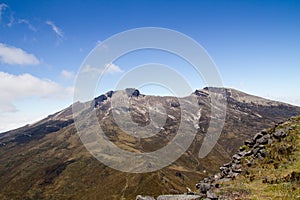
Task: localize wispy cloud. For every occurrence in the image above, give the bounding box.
[0,71,73,113]
[82,63,123,74]
[60,69,75,80]
[0,43,40,65]
[17,19,37,31]
[0,3,8,22]
[7,12,14,27]
[0,3,37,32]
[45,20,63,38]
[7,17,37,32]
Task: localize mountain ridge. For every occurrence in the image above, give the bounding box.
[0,87,300,199]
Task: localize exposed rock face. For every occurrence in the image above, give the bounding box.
[170,101,180,107]
[106,90,114,98]
[194,89,209,97]
[125,88,140,97]
[94,91,115,108]
[94,94,107,107]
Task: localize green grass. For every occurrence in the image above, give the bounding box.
[216,115,300,200]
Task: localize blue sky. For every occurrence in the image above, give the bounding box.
[0,0,300,132]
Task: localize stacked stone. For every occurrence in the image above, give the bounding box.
[195,126,289,199]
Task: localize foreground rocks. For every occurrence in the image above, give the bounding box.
[194,123,291,199]
[136,120,293,199]
[136,195,202,200]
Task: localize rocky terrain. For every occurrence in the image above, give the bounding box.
[137,115,300,199]
[0,87,300,199]
[198,115,300,199]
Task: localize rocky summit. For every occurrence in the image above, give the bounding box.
[0,87,300,200]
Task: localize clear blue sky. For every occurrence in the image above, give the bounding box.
[0,0,300,132]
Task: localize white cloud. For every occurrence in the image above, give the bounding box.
[0,3,8,22]
[45,20,63,38]
[0,71,73,113]
[0,43,40,65]
[105,63,123,74]
[82,64,98,73]
[82,63,123,74]
[61,70,75,80]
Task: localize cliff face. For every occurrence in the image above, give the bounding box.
[0,88,299,200]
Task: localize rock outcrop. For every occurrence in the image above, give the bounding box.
[125,88,140,97]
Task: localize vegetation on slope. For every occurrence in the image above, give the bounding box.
[215,115,300,200]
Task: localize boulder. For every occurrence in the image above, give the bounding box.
[206,190,218,200]
[157,195,201,200]
[223,162,231,168]
[232,159,241,164]
[253,132,263,141]
[244,150,253,157]
[171,102,180,107]
[232,154,242,161]
[259,149,267,158]
[257,134,270,144]
[261,129,268,135]
[197,182,211,193]
[244,139,254,147]
[186,187,195,195]
[136,195,155,200]
[203,178,210,183]
[231,164,242,173]
[273,129,287,139]
[214,173,222,180]
[219,167,229,173]
[227,171,240,178]
[238,151,247,157]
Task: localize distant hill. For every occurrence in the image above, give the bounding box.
[0,87,300,200]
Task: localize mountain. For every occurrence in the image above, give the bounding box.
[0,87,299,200]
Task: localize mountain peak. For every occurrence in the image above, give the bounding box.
[1,88,300,199]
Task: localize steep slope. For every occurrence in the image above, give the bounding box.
[0,87,299,199]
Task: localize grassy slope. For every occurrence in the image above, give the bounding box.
[215,116,300,200]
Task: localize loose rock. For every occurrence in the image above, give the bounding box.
[273,129,287,139]
[136,195,156,200]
